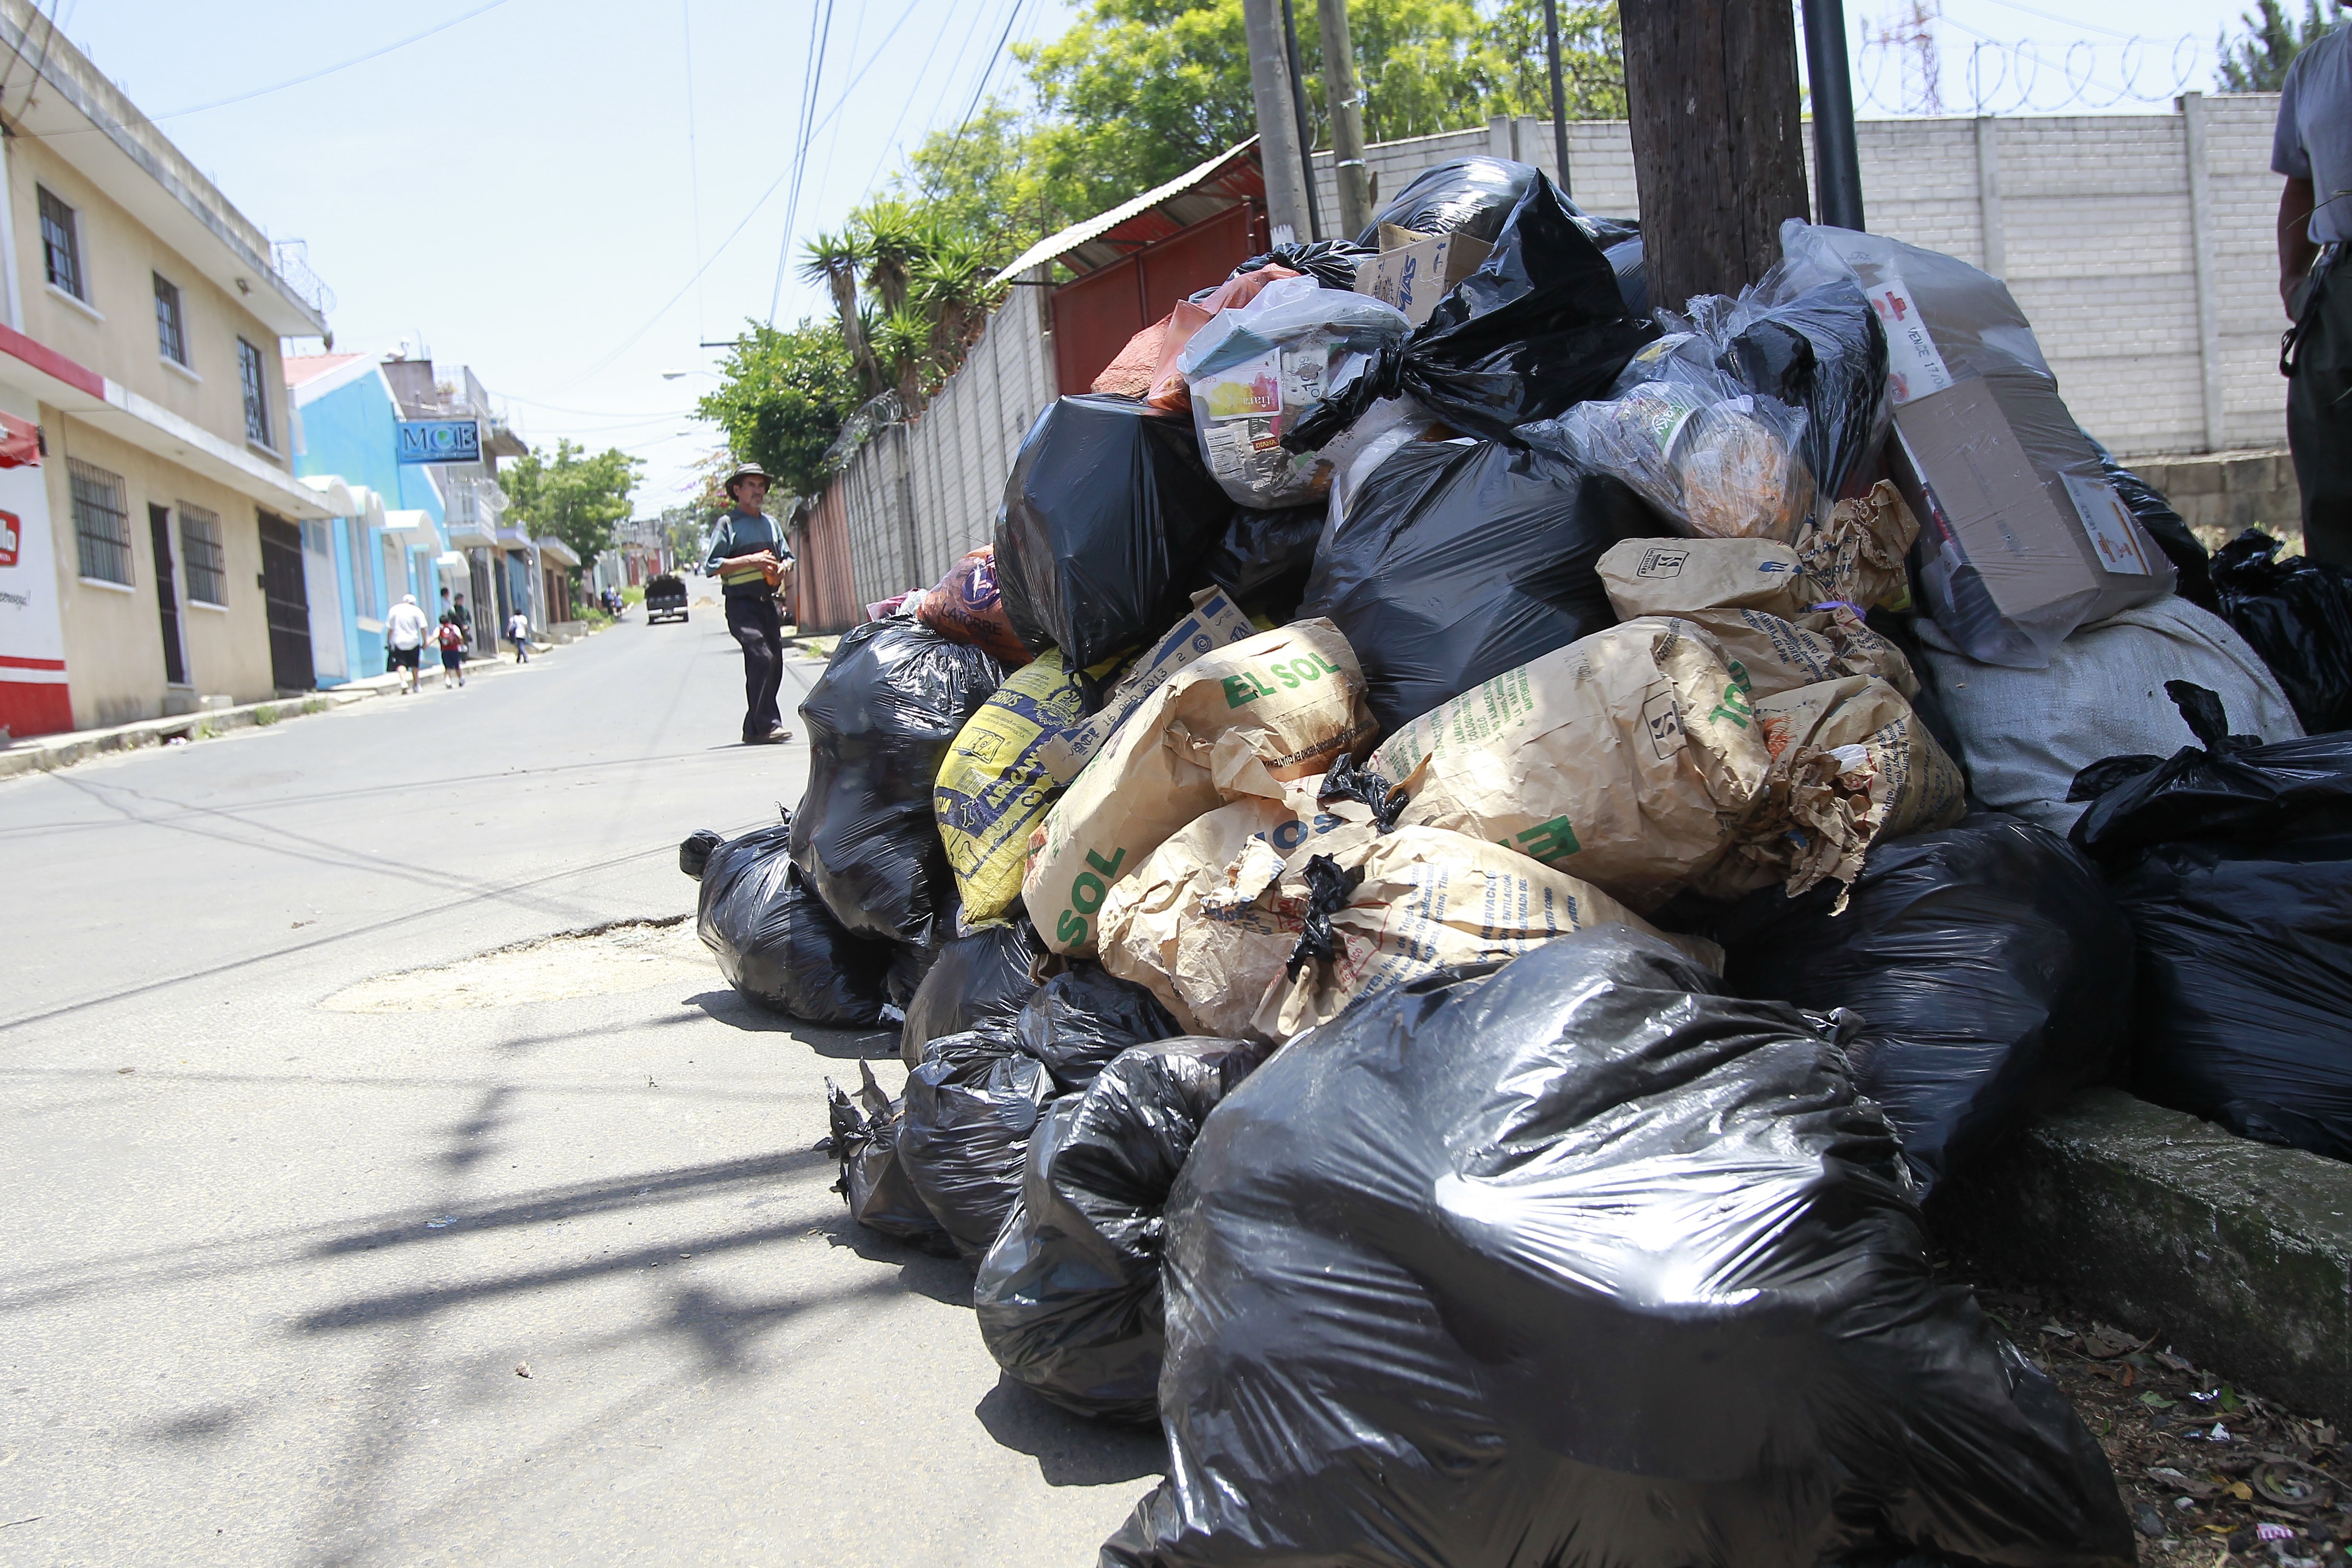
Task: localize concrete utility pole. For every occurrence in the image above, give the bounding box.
[1318,0,1373,237]
[1620,0,1812,307]
[1279,0,1324,241]
[1801,0,1866,230]
[1242,0,1313,243]
[1543,0,1573,197]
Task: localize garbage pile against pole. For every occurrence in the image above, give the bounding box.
[1102,932,2134,1567]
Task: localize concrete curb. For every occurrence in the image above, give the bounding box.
[1936,1088,2352,1426]
[0,621,610,782]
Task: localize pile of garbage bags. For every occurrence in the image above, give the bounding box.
[674,161,2352,1564]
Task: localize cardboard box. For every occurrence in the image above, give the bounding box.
[1353,227,1491,329]
[1885,372,2165,663]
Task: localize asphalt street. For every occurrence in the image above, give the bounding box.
[0,602,1162,1565]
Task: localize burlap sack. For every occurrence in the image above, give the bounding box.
[1689,673,1967,901]
[1252,826,1723,1042]
[1025,619,1376,956]
[1370,618,1776,909]
[1095,798,1367,1039]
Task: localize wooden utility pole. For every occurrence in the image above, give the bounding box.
[1620,0,1812,306]
[1242,0,1313,242]
[1317,0,1372,237]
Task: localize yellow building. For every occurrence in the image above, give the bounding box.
[0,1,338,736]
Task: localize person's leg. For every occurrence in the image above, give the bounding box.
[726,594,777,740]
[753,598,785,736]
[2291,258,2352,566]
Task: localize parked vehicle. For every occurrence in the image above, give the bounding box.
[644,573,688,624]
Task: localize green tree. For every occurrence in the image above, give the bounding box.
[501,439,643,578]
[695,318,864,496]
[2218,0,2344,91]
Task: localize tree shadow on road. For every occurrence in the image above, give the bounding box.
[685,989,900,1058]
[974,1377,1167,1488]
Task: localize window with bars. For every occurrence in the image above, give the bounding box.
[179,503,226,605]
[154,274,186,364]
[67,457,130,585]
[37,186,82,300]
[237,338,271,447]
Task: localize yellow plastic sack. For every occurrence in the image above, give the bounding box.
[934,649,1093,924]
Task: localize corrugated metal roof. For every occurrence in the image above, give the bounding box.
[993,139,1266,283]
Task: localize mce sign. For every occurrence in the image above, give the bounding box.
[395,419,482,465]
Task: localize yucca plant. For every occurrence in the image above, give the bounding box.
[798,229,882,396]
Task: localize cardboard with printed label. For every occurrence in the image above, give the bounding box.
[1023,619,1376,956]
[1353,226,1493,329]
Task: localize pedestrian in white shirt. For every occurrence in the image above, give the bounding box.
[384,593,431,695]
[506,611,531,664]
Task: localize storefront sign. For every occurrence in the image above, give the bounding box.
[0,465,72,737]
[396,419,482,465]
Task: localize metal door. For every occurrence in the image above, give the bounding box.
[257,512,314,692]
[147,503,185,686]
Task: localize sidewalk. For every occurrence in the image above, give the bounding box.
[0,627,586,783]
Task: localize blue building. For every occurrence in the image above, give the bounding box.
[285,350,532,684]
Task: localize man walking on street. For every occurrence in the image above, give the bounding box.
[507,609,531,663]
[2276,20,2352,565]
[385,593,430,695]
[704,461,794,746]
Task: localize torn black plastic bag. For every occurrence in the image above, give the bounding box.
[2213,528,2352,735]
[992,395,1232,668]
[900,917,1048,1068]
[1016,965,1180,1095]
[1298,174,1658,447]
[791,616,1003,947]
[1709,813,2134,1197]
[825,1061,954,1251]
[1299,436,1669,735]
[974,1036,1267,1424]
[1103,930,2134,1568]
[2070,683,2352,1160]
[696,819,892,1026]
[898,1028,1057,1260]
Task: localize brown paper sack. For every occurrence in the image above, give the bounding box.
[1597,479,1920,619]
[1095,798,1373,1039]
[1690,674,1968,902]
[1024,619,1376,956]
[1254,826,1724,1043]
[1370,618,1776,910]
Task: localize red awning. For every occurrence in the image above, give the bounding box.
[0,410,41,468]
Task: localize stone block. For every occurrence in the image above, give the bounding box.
[1936,1088,2352,1425]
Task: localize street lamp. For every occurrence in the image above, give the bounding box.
[660,369,717,381]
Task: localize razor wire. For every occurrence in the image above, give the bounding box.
[1854,34,2205,115]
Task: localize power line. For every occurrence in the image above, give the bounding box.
[681,0,707,343]
[948,0,1030,155]
[767,0,837,323]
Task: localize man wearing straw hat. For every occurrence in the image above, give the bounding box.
[704,462,795,745]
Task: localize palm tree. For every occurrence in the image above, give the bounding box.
[797,229,881,394]
[909,228,1008,362]
[859,201,925,317]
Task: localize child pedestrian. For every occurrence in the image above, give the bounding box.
[436,616,468,688]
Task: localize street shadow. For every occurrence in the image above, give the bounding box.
[686,989,900,1059]
[811,1210,971,1307]
[137,1402,251,1446]
[973,1377,1167,1488]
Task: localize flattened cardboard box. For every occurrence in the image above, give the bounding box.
[1885,374,2162,639]
[1353,228,1492,329]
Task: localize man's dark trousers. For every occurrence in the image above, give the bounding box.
[2290,252,2352,566]
[726,592,784,741]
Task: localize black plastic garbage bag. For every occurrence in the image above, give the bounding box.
[1713,278,1887,507]
[1299,173,1658,446]
[974,1036,1268,1424]
[696,818,892,1026]
[900,917,1047,1068]
[1709,813,2135,1197]
[1354,156,1537,247]
[1299,436,1668,735]
[1102,930,2134,1568]
[2070,683,2352,1160]
[678,827,723,881]
[1200,502,1324,620]
[898,1028,1057,1260]
[2213,528,2352,734]
[1015,965,1180,1095]
[824,1060,954,1251]
[792,616,1003,947]
[1603,235,1647,315]
[993,394,1231,668]
[1231,240,1374,291]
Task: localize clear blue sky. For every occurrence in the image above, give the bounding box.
[51,0,2265,511]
